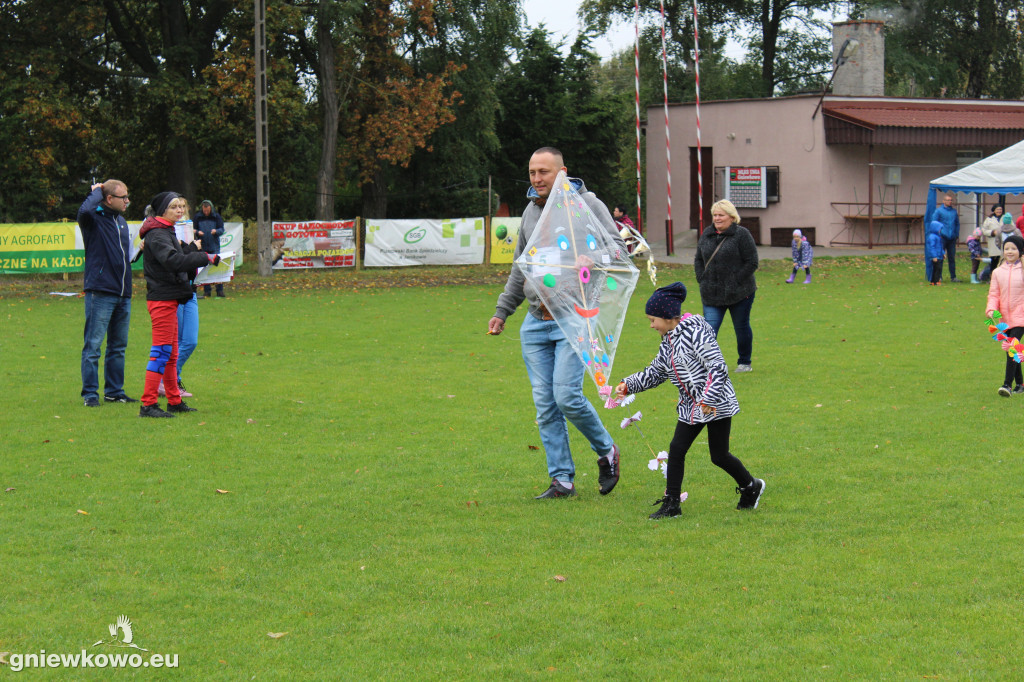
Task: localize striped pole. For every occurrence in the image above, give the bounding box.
[634,0,643,237]
[661,0,673,255]
[692,0,703,233]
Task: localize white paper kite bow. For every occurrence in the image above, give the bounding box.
[515,171,640,404]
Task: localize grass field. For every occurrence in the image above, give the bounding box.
[1,254,1021,679]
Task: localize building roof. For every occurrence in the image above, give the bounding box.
[822,97,1024,146]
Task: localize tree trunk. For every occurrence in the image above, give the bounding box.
[966,0,996,98]
[167,141,196,202]
[361,166,387,218]
[315,6,338,221]
[760,0,783,97]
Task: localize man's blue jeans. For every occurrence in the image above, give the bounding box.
[702,292,755,366]
[520,314,614,484]
[81,291,131,399]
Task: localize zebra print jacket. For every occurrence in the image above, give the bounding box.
[621,313,740,424]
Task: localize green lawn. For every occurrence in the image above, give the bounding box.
[1,255,1021,679]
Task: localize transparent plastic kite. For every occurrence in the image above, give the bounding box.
[515,171,641,407]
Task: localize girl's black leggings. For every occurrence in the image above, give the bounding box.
[1004,326,1024,387]
[665,417,753,498]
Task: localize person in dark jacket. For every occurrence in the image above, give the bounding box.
[693,199,759,373]
[193,199,226,298]
[77,180,136,407]
[138,192,220,418]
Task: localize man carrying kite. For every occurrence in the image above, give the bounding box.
[488,147,625,499]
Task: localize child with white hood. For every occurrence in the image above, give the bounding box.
[785,229,813,284]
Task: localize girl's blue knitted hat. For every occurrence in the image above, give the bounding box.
[645,282,687,318]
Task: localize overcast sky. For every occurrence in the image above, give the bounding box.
[521,0,746,62]
[521,0,637,60]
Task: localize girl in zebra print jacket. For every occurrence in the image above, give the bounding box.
[616,282,764,519]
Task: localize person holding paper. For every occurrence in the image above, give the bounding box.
[138,192,219,418]
[193,199,226,298]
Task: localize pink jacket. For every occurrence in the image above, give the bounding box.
[987,260,1024,328]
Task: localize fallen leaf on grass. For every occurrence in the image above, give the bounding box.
[552,575,566,582]
[77,509,89,515]
[0,652,10,665]
[267,632,288,639]
[527,445,539,450]
[465,500,479,508]
[216,489,231,494]
[246,419,255,424]
[4,488,14,493]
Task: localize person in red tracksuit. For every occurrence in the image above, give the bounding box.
[137,192,219,418]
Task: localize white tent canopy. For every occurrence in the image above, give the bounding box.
[926,139,1024,222]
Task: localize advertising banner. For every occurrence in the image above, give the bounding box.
[365,218,484,267]
[1,222,243,274]
[0,223,81,273]
[489,217,522,264]
[271,220,355,269]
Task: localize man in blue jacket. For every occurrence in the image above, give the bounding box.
[77,180,136,407]
[933,192,961,282]
[193,199,226,298]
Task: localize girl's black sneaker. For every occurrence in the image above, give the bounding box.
[649,495,682,519]
[737,478,765,510]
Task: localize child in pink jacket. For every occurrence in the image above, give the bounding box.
[986,234,1024,396]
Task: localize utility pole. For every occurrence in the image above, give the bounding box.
[254,0,272,275]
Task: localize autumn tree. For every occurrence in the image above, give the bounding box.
[392,0,522,218]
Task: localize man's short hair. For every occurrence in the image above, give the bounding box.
[102,179,126,200]
[532,147,564,165]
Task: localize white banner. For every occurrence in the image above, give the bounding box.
[220,223,244,266]
[365,218,484,267]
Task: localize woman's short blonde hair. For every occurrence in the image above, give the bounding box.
[710,199,740,225]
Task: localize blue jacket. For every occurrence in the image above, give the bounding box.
[925,220,945,260]
[77,188,132,297]
[932,204,960,241]
[193,208,225,254]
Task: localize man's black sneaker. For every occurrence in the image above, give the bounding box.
[104,394,138,403]
[167,401,197,413]
[649,495,682,519]
[139,403,175,418]
[597,444,620,495]
[736,478,765,510]
[534,479,576,499]
[999,384,1012,397]
[83,397,101,408]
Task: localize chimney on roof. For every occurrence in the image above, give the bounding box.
[832,20,884,96]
